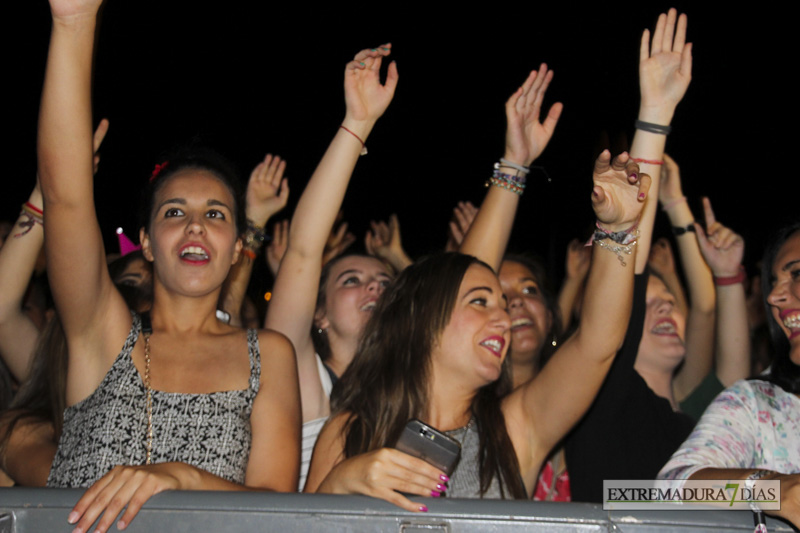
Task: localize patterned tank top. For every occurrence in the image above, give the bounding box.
[47,313,260,487]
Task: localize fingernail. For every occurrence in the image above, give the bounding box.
[638,193,646,200]
[382,47,390,51]
[436,483,446,491]
[67,512,80,524]
[630,172,638,181]
[71,527,83,533]
[439,474,450,482]
[431,490,441,497]
[419,505,428,512]
[117,520,126,530]
[359,61,365,66]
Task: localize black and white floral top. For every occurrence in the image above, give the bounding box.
[47,313,260,487]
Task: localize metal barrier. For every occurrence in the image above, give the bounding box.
[0,488,794,532]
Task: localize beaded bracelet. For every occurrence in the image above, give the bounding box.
[486,177,524,195]
[243,220,267,252]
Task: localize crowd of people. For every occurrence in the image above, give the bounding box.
[1,1,798,532]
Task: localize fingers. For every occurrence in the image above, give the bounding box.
[93,118,110,154]
[640,29,650,63]
[662,8,677,53]
[651,12,666,55]
[673,12,688,52]
[542,101,564,136]
[593,149,612,174]
[702,197,717,228]
[384,60,399,97]
[637,172,652,202]
[680,42,693,77]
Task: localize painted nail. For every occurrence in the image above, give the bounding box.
[370,48,377,51]
[67,512,80,524]
[436,483,446,491]
[382,47,390,51]
[629,172,638,181]
[431,490,441,498]
[359,62,365,66]
[419,505,429,512]
[638,192,646,200]
[439,474,450,482]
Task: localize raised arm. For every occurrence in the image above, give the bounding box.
[504,151,650,488]
[630,9,692,273]
[265,45,397,422]
[0,186,45,382]
[658,154,715,400]
[38,0,133,405]
[460,65,562,271]
[557,238,591,333]
[694,198,749,386]
[221,154,288,327]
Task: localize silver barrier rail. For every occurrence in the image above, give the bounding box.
[0,488,794,532]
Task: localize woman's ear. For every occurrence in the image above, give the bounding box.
[140,228,154,262]
[232,238,243,266]
[314,309,330,332]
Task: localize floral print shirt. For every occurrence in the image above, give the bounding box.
[659,380,800,481]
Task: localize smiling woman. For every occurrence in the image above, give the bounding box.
[305,146,649,510]
[36,1,300,531]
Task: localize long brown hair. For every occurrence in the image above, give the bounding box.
[331,252,527,498]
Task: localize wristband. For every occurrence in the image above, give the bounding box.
[671,223,696,236]
[635,119,672,135]
[714,265,746,286]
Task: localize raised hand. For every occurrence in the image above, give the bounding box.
[591,151,651,232]
[318,448,447,513]
[659,153,684,205]
[365,214,412,272]
[565,238,592,281]
[344,44,399,125]
[445,201,478,252]
[246,154,289,226]
[322,212,355,266]
[639,9,692,116]
[503,64,563,166]
[266,219,289,277]
[694,198,744,277]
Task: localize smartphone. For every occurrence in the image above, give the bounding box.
[394,418,461,476]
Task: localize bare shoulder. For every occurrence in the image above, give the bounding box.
[255,328,296,363]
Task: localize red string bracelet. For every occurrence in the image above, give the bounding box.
[24,202,43,216]
[340,126,367,156]
[632,158,663,165]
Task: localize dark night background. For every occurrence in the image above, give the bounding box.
[6,3,795,291]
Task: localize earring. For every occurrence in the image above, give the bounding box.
[551,333,558,347]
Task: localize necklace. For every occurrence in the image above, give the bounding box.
[142,313,154,465]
